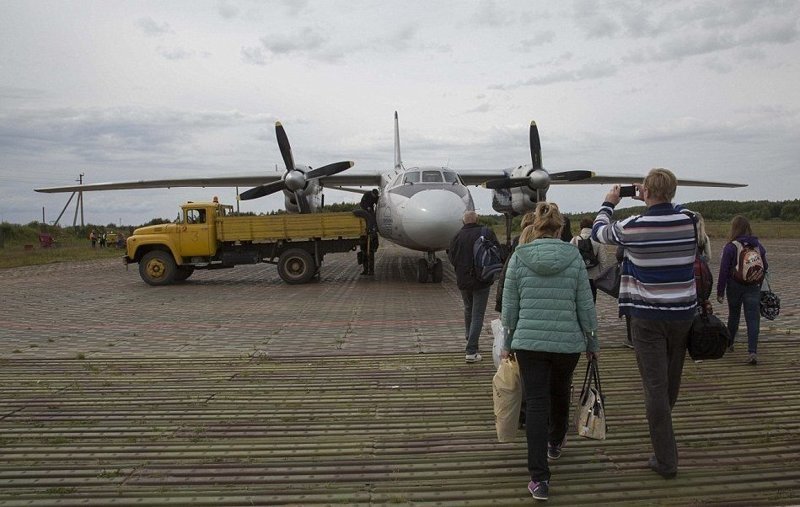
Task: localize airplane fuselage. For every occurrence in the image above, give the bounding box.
[375,165,474,252]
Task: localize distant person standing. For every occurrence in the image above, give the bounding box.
[591,169,697,480]
[570,216,612,302]
[716,215,768,365]
[89,230,97,248]
[448,211,500,363]
[360,189,379,217]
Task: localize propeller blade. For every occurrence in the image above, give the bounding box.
[239,180,286,201]
[305,161,354,180]
[530,121,542,170]
[549,170,594,182]
[275,122,295,171]
[295,189,311,213]
[483,177,530,190]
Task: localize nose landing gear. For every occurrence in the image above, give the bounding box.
[417,252,443,283]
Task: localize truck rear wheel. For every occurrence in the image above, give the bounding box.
[139,250,177,286]
[278,248,316,284]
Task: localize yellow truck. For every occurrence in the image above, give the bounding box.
[125,201,372,285]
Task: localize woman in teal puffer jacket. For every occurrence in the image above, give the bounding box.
[501,202,598,501]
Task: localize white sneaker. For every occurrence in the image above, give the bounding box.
[465,353,482,363]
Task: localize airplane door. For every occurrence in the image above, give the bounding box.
[179,208,213,258]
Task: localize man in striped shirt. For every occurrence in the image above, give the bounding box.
[591,168,696,480]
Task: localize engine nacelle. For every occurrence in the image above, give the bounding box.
[283,178,321,213]
[490,165,550,215]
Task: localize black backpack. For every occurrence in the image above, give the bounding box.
[472,227,504,283]
[577,237,599,269]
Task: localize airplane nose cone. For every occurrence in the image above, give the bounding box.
[402,190,468,250]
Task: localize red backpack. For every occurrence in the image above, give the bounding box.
[732,240,765,285]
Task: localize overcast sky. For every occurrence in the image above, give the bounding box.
[1,0,799,226]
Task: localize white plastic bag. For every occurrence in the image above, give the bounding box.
[491,318,506,370]
[492,357,522,442]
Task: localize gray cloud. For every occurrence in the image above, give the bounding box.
[216,0,239,19]
[491,60,618,89]
[465,103,491,114]
[514,31,556,51]
[136,17,174,37]
[471,0,516,27]
[157,47,196,60]
[572,0,620,39]
[259,28,326,55]
[241,46,268,65]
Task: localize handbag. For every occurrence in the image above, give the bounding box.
[687,305,729,360]
[760,274,780,321]
[493,357,522,442]
[574,357,607,440]
[595,263,621,298]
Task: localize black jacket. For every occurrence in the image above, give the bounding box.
[448,223,499,291]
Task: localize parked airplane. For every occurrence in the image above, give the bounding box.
[36,113,747,283]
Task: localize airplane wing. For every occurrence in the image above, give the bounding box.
[553,173,748,188]
[34,172,384,193]
[455,170,746,188]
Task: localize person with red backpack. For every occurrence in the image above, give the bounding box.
[716,215,769,365]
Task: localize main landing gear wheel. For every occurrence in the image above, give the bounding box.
[417,259,429,283]
[278,248,316,284]
[139,250,177,286]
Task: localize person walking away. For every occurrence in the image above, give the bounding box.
[695,212,711,261]
[716,215,768,365]
[448,211,500,363]
[500,202,598,501]
[570,216,612,302]
[591,169,696,480]
[559,215,573,242]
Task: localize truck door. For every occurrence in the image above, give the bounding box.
[179,208,213,258]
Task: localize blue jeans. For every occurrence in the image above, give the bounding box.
[726,279,761,353]
[459,286,490,354]
[516,350,580,482]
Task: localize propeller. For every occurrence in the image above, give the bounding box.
[239,122,354,210]
[484,121,595,190]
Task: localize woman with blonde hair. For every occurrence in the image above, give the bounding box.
[501,202,598,501]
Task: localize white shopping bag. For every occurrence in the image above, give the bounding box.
[492,357,522,442]
[491,318,506,370]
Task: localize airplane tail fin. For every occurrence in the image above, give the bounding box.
[394,111,403,171]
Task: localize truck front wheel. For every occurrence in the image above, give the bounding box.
[139,250,177,286]
[278,248,316,284]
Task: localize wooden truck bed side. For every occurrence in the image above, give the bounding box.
[216,212,366,243]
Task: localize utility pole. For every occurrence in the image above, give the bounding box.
[71,173,85,227]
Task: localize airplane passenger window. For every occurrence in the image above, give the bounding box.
[422,171,443,182]
[443,172,457,183]
[403,172,420,184]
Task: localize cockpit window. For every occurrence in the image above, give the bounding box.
[403,171,420,184]
[422,170,443,182]
[443,171,457,183]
